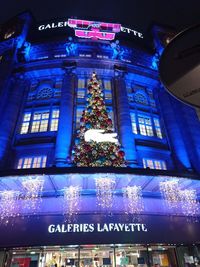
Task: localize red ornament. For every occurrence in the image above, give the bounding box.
[107,119,112,125]
[118,151,125,158]
[84,144,91,152]
[95,110,101,116]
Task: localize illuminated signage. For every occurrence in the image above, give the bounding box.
[48,223,148,233]
[68,19,121,40]
[38,19,143,40]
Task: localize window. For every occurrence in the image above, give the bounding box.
[104,80,111,90]
[17,156,47,169]
[20,109,59,134]
[76,107,84,128]
[130,113,137,134]
[138,116,153,136]
[103,80,112,100]
[20,113,31,134]
[50,110,59,131]
[77,88,86,99]
[154,118,162,138]
[77,78,86,99]
[143,158,167,170]
[78,78,85,88]
[31,111,49,132]
[130,113,163,138]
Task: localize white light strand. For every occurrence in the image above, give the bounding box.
[95,176,115,209]
[22,176,44,214]
[180,189,199,217]
[0,190,19,223]
[63,186,81,219]
[123,186,144,215]
[159,180,180,211]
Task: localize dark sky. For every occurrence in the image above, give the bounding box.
[1,0,200,32]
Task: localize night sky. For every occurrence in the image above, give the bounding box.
[1,0,200,33]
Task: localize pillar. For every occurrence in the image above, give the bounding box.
[174,100,200,173]
[114,69,137,166]
[55,67,76,166]
[157,87,192,170]
[0,74,29,169]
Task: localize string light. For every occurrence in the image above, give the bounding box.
[0,190,19,223]
[180,189,199,217]
[95,176,115,209]
[159,179,180,211]
[63,186,81,220]
[123,186,144,215]
[22,176,44,214]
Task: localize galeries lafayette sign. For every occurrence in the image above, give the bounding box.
[48,223,148,233]
[0,214,200,247]
[37,18,144,40]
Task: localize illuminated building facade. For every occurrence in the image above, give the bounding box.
[0,11,200,267]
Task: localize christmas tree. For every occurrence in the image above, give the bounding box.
[72,73,126,167]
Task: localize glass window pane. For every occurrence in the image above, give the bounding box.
[17,156,47,169]
[50,119,59,131]
[17,159,23,169]
[39,120,48,132]
[33,113,41,120]
[143,158,167,170]
[52,110,59,118]
[104,80,111,90]
[78,78,85,88]
[42,156,47,168]
[23,158,32,169]
[131,114,137,134]
[31,121,40,132]
[33,157,41,168]
[20,122,29,134]
[139,125,147,135]
[23,113,31,122]
[42,112,49,119]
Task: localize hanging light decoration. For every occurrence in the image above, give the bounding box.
[0,190,19,223]
[63,186,81,219]
[22,176,44,214]
[123,186,144,215]
[95,176,115,209]
[159,179,180,211]
[180,189,199,217]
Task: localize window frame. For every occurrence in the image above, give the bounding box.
[19,108,60,135]
[142,158,167,170]
[130,112,163,139]
[17,155,47,169]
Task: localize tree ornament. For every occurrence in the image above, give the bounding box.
[118,150,125,158]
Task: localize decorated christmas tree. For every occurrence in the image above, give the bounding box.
[72,73,126,167]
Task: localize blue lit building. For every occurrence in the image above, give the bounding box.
[0,11,200,267]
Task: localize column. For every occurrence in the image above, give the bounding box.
[174,100,200,173]
[157,86,192,170]
[0,74,29,168]
[55,68,76,167]
[114,69,137,167]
